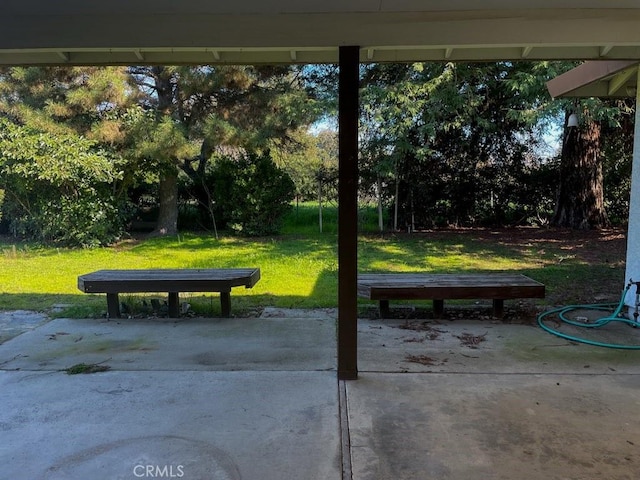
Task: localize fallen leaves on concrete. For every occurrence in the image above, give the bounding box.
[455,332,487,348]
[404,355,448,366]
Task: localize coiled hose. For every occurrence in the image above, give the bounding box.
[537,281,640,349]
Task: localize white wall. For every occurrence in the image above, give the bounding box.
[624,69,640,321]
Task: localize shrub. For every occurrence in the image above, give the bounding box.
[0,119,131,247]
[210,151,295,236]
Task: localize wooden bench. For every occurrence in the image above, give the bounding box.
[357,273,545,318]
[77,268,260,318]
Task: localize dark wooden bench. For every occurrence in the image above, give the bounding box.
[78,268,260,318]
[358,273,545,318]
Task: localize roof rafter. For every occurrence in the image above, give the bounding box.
[608,67,637,95]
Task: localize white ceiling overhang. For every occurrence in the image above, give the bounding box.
[2,1,640,65]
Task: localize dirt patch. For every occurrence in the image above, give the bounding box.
[386,226,627,266]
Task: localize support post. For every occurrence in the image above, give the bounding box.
[220,291,231,317]
[433,299,444,317]
[625,68,640,320]
[168,292,179,317]
[338,45,360,380]
[106,293,120,318]
[492,299,504,318]
[379,300,390,318]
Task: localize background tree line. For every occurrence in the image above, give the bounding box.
[0,62,634,247]
[359,62,634,232]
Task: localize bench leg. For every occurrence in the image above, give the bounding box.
[433,299,444,317]
[220,291,231,317]
[379,300,390,318]
[492,299,504,318]
[106,293,121,318]
[168,292,180,318]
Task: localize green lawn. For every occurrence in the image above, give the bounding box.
[0,204,627,317]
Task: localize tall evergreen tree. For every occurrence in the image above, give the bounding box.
[126,65,319,235]
[0,66,132,135]
[552,107,608,229]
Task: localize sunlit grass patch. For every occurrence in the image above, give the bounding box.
[0,226,626,316]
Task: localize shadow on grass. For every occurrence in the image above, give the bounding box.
[0,293,105,315]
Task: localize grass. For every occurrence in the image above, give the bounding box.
[0,204,627,317]
[282,201,385,235]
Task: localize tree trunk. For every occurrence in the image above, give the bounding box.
[376,176,384,232]
[180,141,218,236]
[151,66,180,237]
[152,168,179,236]
[318,177,323,233]
[552,114,609,229]
[393,167,400,231]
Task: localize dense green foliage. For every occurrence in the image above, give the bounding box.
[0,67,136,246]
[0,65,321,244]
[359,62,634,229]
[209,152,296,236]
[600,99,635,225]
[360,62,552,228]
[0,119,130,246]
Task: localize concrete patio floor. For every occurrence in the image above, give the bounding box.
[2,308,640,479]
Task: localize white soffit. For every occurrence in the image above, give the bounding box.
[2,1,640,65]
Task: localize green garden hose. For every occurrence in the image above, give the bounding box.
[537,282,640,349]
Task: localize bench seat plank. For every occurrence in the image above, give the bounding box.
[78,268,260,318]
[78,268,260,293]
[358,273,545,317]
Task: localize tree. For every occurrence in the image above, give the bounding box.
[0,64,322,241]
[0,66,135,245]
[359,62,557,230]
[551,107,609,229]
[356,60,637,230]
[509,65,631,229]
[601,99,635,224]
[549,97,634,230]
[127,65,320,235]
[0,66,135,189]
[0,66,132,130]
[270,127,338,232]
